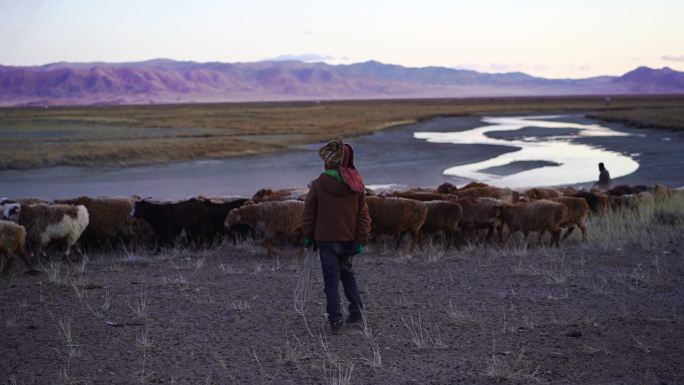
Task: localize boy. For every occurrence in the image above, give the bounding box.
[303,140,371,334]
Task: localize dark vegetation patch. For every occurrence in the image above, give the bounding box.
[587,106,684,131]
[484,126,581,141]
[479,160,562,176]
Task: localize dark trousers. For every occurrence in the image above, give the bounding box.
[318,241,363,323]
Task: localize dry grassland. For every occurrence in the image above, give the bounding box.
[1,95,683,169]
[587,106,684,131]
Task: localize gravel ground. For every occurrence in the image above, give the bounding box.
[2,228,682,385]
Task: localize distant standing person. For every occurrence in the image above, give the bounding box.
[303,140,371,334]
[597,162,611,190]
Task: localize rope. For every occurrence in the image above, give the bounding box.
[293,248,317,336]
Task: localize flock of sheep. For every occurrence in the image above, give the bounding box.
[0,181,674,274]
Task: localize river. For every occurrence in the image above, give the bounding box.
[1,114,682,199]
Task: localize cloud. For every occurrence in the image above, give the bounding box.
[269,53,335,63]
[662,55,684,62]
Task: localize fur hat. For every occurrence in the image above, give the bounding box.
[319,140,344,169]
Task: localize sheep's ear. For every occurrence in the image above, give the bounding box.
[143,196,152,201]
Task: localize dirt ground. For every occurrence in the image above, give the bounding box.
[1,221,683,385]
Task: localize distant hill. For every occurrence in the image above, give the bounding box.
[0,59,682,106]
[613,66,684,93]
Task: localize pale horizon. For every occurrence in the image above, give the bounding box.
[2,0,684,79]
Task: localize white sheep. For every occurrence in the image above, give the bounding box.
[3,203,89,259]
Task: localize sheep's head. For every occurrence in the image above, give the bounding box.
[499,204,515,221]
[252,189,273,202]
[131,198,153,219]
[3,203,21,222]
[436,182,457,194]
[226,208,242,225]
[525,189,540,200]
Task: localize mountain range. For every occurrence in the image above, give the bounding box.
[1,59,683,106]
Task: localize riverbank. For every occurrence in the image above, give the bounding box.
[2,95,683,170]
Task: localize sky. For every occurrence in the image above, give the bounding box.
[2,0,683,78]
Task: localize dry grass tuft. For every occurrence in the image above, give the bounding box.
[587,193,684,251]
[422,236,448,262]
[359,340,383,368]
[277,334,310,364]
[45,261,68,285]
[445,299,480,325]
[129,286,149,320]
[401,314,447,349]
[52,315,81,384]
[322,361,355,385]
[484,342,539,382]
[543,255,570,285]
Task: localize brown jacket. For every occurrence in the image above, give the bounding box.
[303,173,371,244]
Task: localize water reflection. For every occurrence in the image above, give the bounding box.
[414,116,639,188]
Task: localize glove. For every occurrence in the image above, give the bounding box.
[353,242,364,256]
[304,238,318,251]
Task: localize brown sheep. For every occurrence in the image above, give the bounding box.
[421,200,463,247]
[609,194,640,211]
[365,196,427,252]
[224,200,305,255]
[55,196,135,249]
[402,187,439,193]
[251,188,308,203]
[436,182,458,194]
[455,186,517,204]
[0,220,36,274]
[384,190,448,202]
[455,186,499,199]
[608,184,649,196]
[461,182,492,189]
[525,187,562,200]
[653,184,674,200]
[636,191,656,206]
[550,197,589,241]
[573,190,610,215]
[0,197,49,205]
[557,187,580,196]
[501,199,568,247]
[496,188,519,204]
[450,197,504,242]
